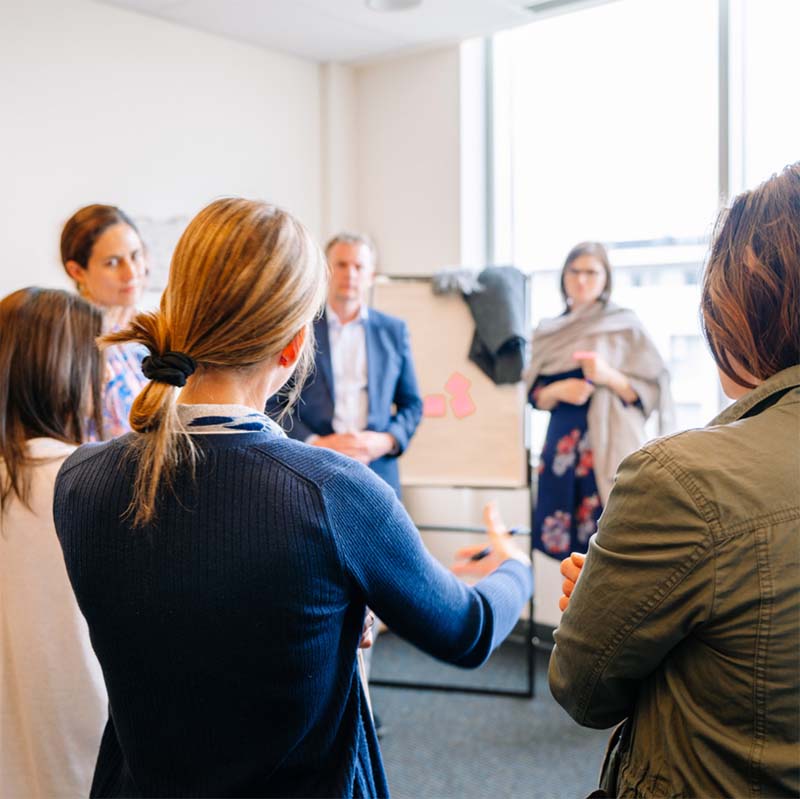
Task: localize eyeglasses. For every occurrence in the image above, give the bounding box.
[565,267,604,279]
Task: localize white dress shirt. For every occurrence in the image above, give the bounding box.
[327,303,369,434]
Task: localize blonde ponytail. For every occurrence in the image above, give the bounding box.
[102,199,327,526]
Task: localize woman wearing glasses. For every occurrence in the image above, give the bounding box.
[524,242,673,559]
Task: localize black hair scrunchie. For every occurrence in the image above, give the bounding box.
[141,351,197,388]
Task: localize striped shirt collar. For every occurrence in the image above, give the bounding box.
[177,404,285,436]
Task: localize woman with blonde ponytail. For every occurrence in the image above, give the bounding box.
[54,198,531,798]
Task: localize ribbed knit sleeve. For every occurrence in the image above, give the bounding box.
[52,432,531,798]
[320,458,532,668]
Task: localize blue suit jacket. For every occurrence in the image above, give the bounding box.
[270,308,423,496]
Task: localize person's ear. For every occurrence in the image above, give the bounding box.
[278,326,307,368]
[64,260,86,287]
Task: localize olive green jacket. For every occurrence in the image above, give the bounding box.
[549,366,800,798]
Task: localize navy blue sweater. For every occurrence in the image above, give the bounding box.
[54,430,532,798]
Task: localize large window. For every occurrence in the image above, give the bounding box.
[491,0,798,443]
[493,0,718,270]
[741,0,800,187]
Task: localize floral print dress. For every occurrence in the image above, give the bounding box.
[530,368,602,559]
[101,342,148,439]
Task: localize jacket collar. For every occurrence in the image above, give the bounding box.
[710,364,800,426]
[314,313,333,395]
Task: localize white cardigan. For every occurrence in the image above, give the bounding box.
[1,438,107,799]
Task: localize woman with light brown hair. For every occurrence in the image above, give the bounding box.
[524,242,674,561]
[550,163,800,797]
[0,288,107,799]
[53,198,532,798]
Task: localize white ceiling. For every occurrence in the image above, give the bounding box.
[95,0,582,64]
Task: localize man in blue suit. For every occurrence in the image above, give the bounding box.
[272,232,422,498]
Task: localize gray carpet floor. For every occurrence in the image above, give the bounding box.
[369,632,609,798]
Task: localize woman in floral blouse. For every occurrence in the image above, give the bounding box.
[61,205,148,437]
[523,242,673,559]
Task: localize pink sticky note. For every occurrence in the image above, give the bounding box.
[423,394,447,418]
[572,350,597,361]
[444,371,471,396]
[450,393,476,419]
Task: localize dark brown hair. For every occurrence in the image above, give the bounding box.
[60,204,139,273]
[0,288,104,512]
[560,241,613,309]
[701,162,800,389]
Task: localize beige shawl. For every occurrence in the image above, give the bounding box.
[523,302,675,504]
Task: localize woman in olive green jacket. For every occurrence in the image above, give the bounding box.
[550,163,800,798]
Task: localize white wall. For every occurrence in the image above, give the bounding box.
[319,63,358,239]
[0,0,322,297]
[353,47,462,276]
[459,38,489,269]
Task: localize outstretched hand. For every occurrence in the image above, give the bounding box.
[559,552,586,611]
[452,502,531,578]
